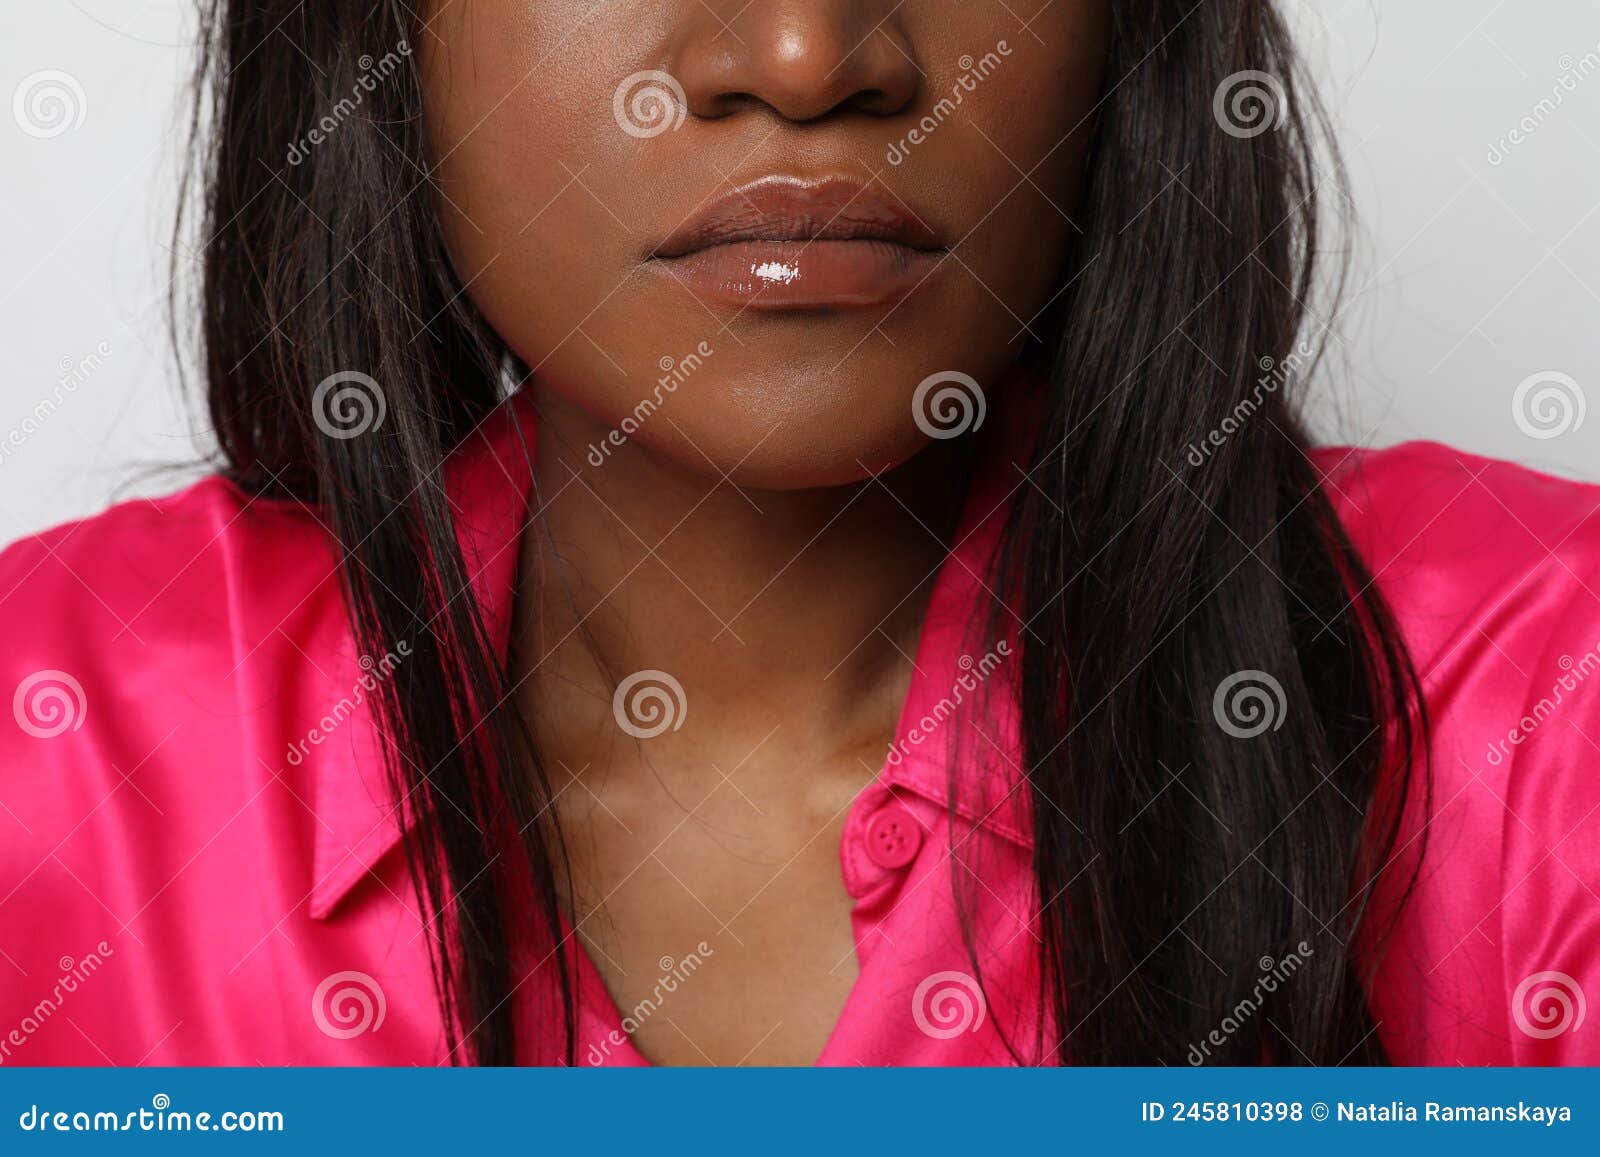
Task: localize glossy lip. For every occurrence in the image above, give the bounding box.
[648,176,945,311]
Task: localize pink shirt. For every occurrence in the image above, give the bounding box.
[2,389,1597,1066]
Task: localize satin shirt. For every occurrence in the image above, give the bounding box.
[1,388,1597,1065]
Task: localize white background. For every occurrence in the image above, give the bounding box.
[2,1,1597,545]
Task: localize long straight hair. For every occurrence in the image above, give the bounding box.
[179,0,1425,1065]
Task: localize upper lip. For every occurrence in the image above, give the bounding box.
[652,176,943,258]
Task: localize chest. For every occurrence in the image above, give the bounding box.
[560,769,865,1065]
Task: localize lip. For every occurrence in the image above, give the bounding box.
[649,176,945,311]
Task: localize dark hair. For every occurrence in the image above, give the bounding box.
[179,0,1426,1064]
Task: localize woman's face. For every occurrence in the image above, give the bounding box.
[421,1,1109,488]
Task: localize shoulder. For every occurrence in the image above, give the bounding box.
[0,475,343,694]
[1315,440,1600,660]
[1319,442,1600,1062]
[2,471,330,596]
[1316,440,1600,703]
[0,476,350,881]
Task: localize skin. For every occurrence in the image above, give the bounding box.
[420,0,1109,1065]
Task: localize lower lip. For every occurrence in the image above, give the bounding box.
[650,240,942,311]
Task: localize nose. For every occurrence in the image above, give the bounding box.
[670,1,919,123]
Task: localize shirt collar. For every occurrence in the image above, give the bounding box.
[308,375,1039,918]
[308,391,538,919]
[876,380,1035,848]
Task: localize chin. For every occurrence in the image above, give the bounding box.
[637,416,932,492]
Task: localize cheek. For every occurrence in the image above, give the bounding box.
[882,31,1106,331]
[424,10,782,473]
[422,7,653,348]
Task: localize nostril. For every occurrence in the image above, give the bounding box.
[847,89,892,116]
[706,91,767,119]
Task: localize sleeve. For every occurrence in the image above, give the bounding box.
[1494,576,1600,1063]
[1324,442,1600,1064]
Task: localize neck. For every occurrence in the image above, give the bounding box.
[510,383,968,766]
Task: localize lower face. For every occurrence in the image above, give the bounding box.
[420,0,1109,489]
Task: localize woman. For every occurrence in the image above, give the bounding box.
[2,0,1595,1068]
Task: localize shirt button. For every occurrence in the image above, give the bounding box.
[864,802,923,870]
